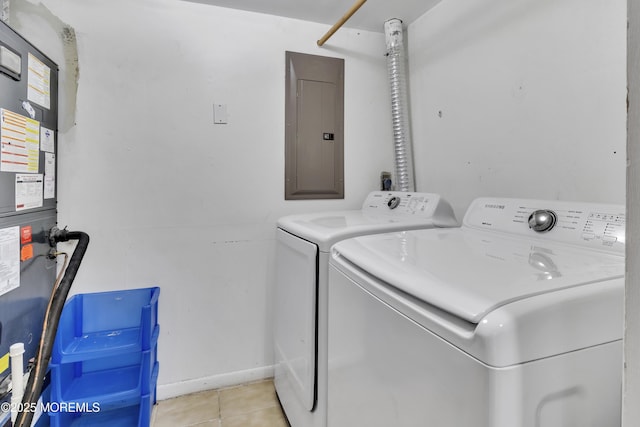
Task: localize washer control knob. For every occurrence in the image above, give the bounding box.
[528,210,557,232]
[388,196,401,209]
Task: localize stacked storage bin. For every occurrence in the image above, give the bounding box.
[48,287,160,427]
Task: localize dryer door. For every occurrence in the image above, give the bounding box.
[274,228,318,411]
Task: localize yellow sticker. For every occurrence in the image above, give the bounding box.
[0,352,8,374]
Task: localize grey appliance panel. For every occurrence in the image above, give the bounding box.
[0,21,58,422]
[0,21,58,216]
[0,210,56,380]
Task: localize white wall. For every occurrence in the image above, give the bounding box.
[408,0,627,219]
[625,0,639,424]
[12,0,394,399]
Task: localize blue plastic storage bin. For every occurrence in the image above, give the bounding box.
[50,354,158,410]
[33,384,52,427]
[48,287,160,427]
[52,287,159,364]
[49,397,151,427]
[49,363,158,427]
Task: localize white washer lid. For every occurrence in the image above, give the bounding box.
[278,210,438,252]
[277,191,457,252]
[332,227,625,323]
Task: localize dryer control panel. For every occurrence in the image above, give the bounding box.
[463,197,625,253]
[361,191,457,227]
[363,191,443,216]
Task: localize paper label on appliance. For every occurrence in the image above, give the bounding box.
[40,125,54,153]
[44,152,55,176]
[44,175,55,199]
[21,101,35,119]
[15,173,43,211]
[0,109,40,173]
[0,226,20,297]
[44,152,55,199]
[27,52,51,110]
[0,353,8,375]
[20,225,32,244]
[20,244,33,261]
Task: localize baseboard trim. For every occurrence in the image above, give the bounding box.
[156,365,275,400]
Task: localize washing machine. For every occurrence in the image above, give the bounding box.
[274,191,457,427]
[327,197,625,427]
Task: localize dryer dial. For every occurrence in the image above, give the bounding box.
[528,210,557,232]
[388,196,401,209]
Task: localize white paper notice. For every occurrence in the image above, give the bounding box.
[44,176,55,199]
[27,53,51,110]
[15,173,43,211]
[0,226,20,297]
[40,125,55,153]
[44,152,55,199]
[0,109,40,173]
[44,152,55,177]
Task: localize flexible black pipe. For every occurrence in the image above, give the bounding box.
[14,229,89,427]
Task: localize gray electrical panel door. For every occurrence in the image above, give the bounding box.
[0,21,58,422]
[285,51,344,200]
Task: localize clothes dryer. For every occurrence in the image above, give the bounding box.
[328,197,625,427]
[274,191,457,427]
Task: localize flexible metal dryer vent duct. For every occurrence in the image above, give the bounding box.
[385,18,415,192]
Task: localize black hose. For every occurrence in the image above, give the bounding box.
[14,229,89,427]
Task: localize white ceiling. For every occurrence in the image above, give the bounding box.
[182,0,442,33]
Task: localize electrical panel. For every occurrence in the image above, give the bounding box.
[0,20,58,425]
[285,51,344,200]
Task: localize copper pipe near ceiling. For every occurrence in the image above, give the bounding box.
[317,0,368,46]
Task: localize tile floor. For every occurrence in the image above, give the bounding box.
[151,378,290,427]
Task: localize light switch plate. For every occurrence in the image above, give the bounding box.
[214,103,227,124]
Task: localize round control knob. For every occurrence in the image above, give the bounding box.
[528,210,557,232]
[387,196,401,209]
